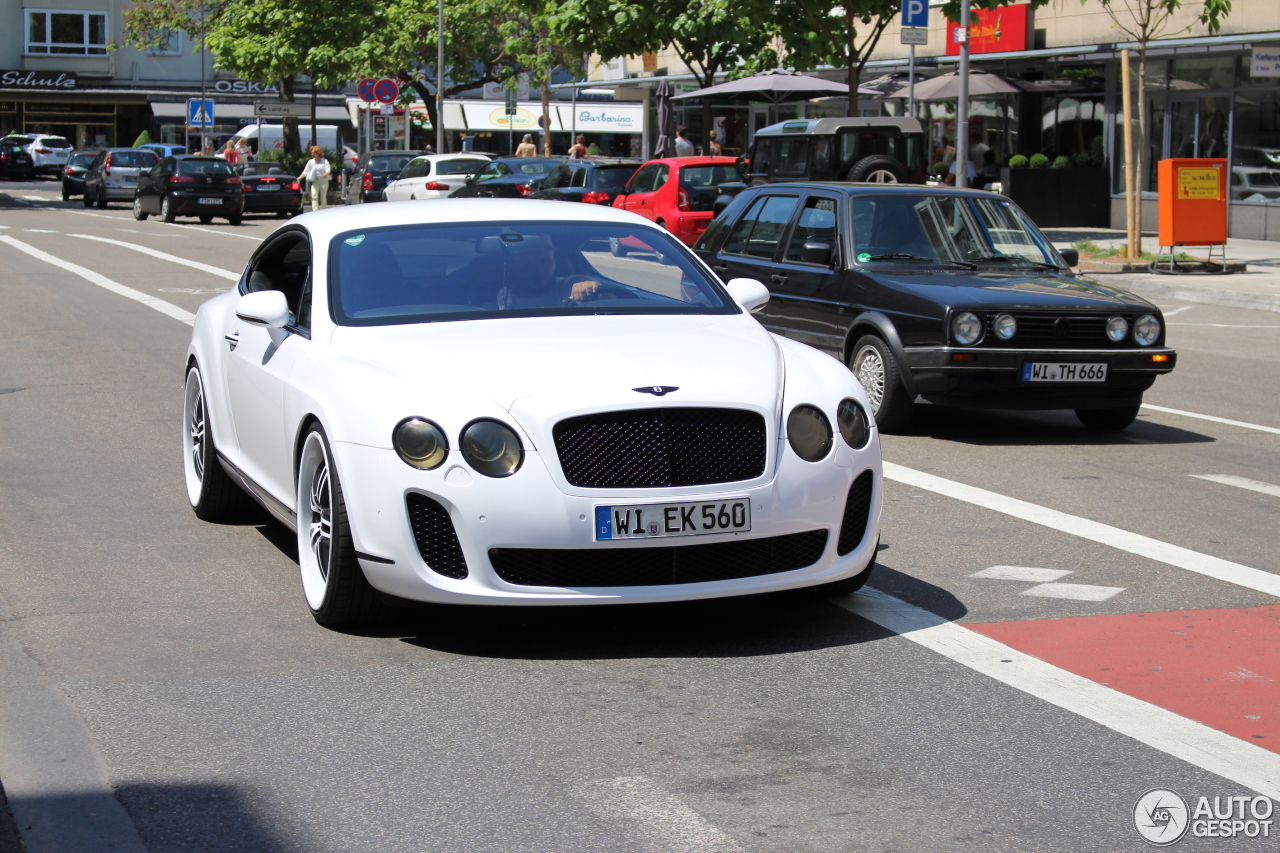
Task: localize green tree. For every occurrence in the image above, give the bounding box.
[122,0,229,53]
[1087,0,1232,257]
[502,2,586,155]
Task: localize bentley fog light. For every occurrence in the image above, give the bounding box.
[1106,315,1129,342]
[992,313,1017,341]
[951,311,982,345]
[787,405,833,462]
[1134,314,1161,346]
[461,420,523,477]
[836,399,871,449]
[393,418,448,470]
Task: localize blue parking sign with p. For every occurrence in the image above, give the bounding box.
[902,0,928,28]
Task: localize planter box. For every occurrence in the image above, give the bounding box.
[1001,166,1110,228]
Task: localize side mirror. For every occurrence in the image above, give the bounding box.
[1058,247,1079,268]
[800,242,832,265]
[235,290,290,328]
[725,277,770,315]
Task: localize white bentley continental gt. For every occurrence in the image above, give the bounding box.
[183,200,883,627]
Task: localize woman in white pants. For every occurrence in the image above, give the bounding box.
[299,146,331,209]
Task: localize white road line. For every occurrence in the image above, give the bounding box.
[68,233,239,281]
[116,228,186,238]
[20,195,49,201]
[583,777,745,853]
[1140,403,1280,436]
[883,461,1280,598]
[0,236,195,326]
[58,208,263,241]
[1021,582,1125,601]
[1190,474,1280,499]
[837,588,1280,798]
[23,229,56,233]
[1163,305,1194,317]
[970,566,1072,583]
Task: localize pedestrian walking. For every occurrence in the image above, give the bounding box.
[708,130,722,156]
[222,140,238,164]
[515,134,538,157]
[567,135,588,159]
[299,145,331,210]
[234,137,252,162]
[587,141,601,156]
[674,126,694,157]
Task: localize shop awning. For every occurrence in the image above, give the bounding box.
[149,102,351,122]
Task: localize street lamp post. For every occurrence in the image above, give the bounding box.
[955,0,971,188]
[436,0,444,154]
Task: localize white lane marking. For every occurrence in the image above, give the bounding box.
[1163,305,1194,317]
[20,195,50,201]
[883,462,1280,598]
[1022,582,1125,601]
[1168,323,1280,329]
[583,776,745,853]
[1191,474,1280,499]
[837,587,1280,799]
[58,208,263,241]
[117,228,186,238]
[970,566,1073,583]
[1140,403,1280,436]
[60,209,122,220]
[23,229,57,233]
[0,236,195,326]
[67,233,239,281]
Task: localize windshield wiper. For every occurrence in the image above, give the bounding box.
[867,253,977,270]
[969,254,1060,270]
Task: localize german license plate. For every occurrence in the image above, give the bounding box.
[595,499,751,541]
[1022,362,1107,382]
[197,197,221,205]
[256,184,279,191]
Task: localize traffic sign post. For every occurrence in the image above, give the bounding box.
[373,79,399,104]
[505,89,519,154]
[900,1,928,122]
[187,98,215,128]
[902,0,927,28]
[357,78,378,102]
[254,102,311,118]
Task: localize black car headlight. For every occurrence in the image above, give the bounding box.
[1134,314,1161,346]
[837,399,871,449]
[1106,315,1129,342]
[460,420,523,477]
[787,405,833,462]
[992,313,1016,341]
[393,418,448,470]
[951,311,983,346]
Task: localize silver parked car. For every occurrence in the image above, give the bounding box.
[82,148,160,208]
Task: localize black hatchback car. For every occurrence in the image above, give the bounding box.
[531,159,640,206]
[0,143,34,180]
[448,156,566,199]
[694,183,1177,431]
[343,150,424,204]
[132,155,244,224]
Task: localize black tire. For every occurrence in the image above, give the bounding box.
[227,214,242,226]
[849,335,913,431]
[276,210,289,218]
[62,186,70,201]
[199,214,213,224]
[183,366,254,520]
[1075,404,1141,431]
[161,194,176,223]
[296,425,382,628]
[846,155,907,184]
[95,189,108,209]
[82,190,93,208]
[132,197,148,221]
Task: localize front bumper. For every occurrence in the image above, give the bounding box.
[329,436,883,606]
[903,346,1177,409]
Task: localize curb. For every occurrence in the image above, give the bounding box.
[1106,277,1280,314]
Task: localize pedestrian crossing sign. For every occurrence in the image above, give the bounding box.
[187,98,215,128]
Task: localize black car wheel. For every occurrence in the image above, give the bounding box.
[276,210,290,218]
[82,190,93,208]
[1075,404,1141,431]
[161,194,176,223]
[227,214,242,226]
[850,335,913,430]
[95,189,108,209]
[62,185,70,201]
[132,197,148,221]
[199,214,213,224]
[847,155,907,184]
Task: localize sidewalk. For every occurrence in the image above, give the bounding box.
[1043,227,1280,314]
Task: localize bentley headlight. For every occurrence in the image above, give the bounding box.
[460,420,523,477]
[393,418,448,470]
[951,311,982,345]
[837,399,870,449]
[1106,315,1129,342]
[1134,314,1161,346]
[993,313,1017,341]
[787,405,833,462]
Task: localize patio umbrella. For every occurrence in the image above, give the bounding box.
[652,79,676,159]
[670,69,874,104]
[910,70,1021,100]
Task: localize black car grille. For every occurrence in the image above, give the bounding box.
[553,408,767,489]
[489,530,829,587]
[406,494,468,579]
[980,313,1148,348]
[837,470,875,556]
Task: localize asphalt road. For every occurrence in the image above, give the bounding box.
[1,176,1278,852]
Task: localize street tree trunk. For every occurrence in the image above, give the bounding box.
[1134,46,1148,258]
[309,72,319,149]
[409,78,438,150]
[541,78,552,156]
[280,76,300,154]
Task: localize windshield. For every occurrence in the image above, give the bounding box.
[435,159,483,175]
[592,166,634,191]
[38,137,71,149]
[511,158,560,175]
[178,158,235,175]
[69,153,96,166]
[853,195,1059,267]
[112,151,158,168]
[370,154,416,172]
[330,222,734,326]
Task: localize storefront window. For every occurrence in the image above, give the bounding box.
[1171,56,1234,91]
[1231,89,1280,204]
[1238,46,1280,88]
[26,10,108,56]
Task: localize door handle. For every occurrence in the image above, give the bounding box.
[771,274,788,284]
[224,332,240,350]
[711,265,728,274]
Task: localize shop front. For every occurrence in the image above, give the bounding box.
[0,70,149,148]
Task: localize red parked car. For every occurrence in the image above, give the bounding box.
[612,156,739,245]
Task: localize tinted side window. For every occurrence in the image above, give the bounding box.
[723,194,800,258]
[544,165,570,189]
[626,164,658,194]
[772,140,809,177]
[722,195,767,255]
[570,166,587,188]
[786,196,839,262]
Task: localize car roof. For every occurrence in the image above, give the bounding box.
[743,181,1005,200]
[575,159,642,167]
[753,117,923,137]
[410,153,490,162]
[644,156,738,167]
[103,147,157,152]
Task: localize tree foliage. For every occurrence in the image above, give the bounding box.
[122,0,231,53]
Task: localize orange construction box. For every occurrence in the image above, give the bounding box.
[1157,158,1227,246]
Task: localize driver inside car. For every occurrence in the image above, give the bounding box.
[495,235,605,309]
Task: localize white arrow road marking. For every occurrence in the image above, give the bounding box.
[0,236,195,325]
[970,566,1073,583]
[582,776,745,853]
[1140,403,1280,435]
[1021,582,1125,601]
[883,462,1280,598]
[67,233,239,281]
[1191,474,1280,499]
[836,587,1280,799]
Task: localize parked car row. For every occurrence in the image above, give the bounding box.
[0,133,73,175]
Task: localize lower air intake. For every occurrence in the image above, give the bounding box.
[406,493,468,579]
[837,470,875,556]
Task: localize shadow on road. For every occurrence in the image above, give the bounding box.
[890,404,1214,446]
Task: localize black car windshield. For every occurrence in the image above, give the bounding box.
[178,158,235,175]
[853,195,1058,268]
[38,137,71,149]
[69,153,96,166]
[112,151,158,168]
[592,166,635,191]
[435,159,483,175]
[331,222,734,326]
[370,154,415,172]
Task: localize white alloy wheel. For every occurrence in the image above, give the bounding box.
[183,366,251,519]
[297,430,334,611]
[183,367,209,505]
[853,344,885,411]
[864,170,899,183]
